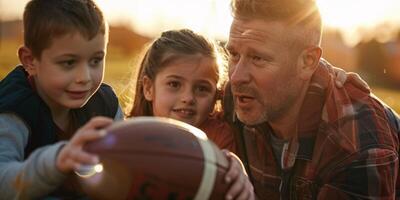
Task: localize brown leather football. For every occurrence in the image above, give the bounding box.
[77,117,230,200]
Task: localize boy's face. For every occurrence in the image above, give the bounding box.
[143,55,218,127]
[30,32,106,113]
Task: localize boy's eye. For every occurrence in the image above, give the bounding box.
[89,57,104,67]
[59,60,75,69]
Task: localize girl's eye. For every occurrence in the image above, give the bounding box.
[196,85,211,93]
[167,81,180,88]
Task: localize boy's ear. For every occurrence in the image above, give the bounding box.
[142,76,154,101]
[297,46,322,80]
[18,46,37,76]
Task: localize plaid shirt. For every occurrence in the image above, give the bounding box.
[200,113,237,153]
[233,60,399,199]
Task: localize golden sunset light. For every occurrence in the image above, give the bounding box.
[1,1,400,198]
[1,0,400,44]
[95,0,232,40]
[317,0,400,45]
[1,0,400,112]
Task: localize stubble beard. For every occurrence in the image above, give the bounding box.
[234,77,301,126]
[235,93,297,126]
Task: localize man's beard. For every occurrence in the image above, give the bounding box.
[233,76,301,126]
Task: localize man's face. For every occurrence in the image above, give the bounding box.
[226,19,303,125]
[31,32,106,114]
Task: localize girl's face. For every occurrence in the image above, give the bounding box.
[143,54,219,127]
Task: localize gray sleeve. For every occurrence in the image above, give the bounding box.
[0,114,67,200]
[114,105,125,121]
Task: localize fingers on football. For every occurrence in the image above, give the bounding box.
[225,171,252,200]
[224,151,239,184]
[80,116,113,131]
[335,69,347,88]
[70,129,107,146]
[349,72,370,93]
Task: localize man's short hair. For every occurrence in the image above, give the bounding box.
[23,0,107,58]
[231,0,322,49]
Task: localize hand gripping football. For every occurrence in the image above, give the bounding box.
[77,117,230,200]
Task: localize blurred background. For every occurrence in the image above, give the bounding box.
[1,0,400,113]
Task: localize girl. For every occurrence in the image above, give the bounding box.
[129,29,236,153]
[128,29,254,200]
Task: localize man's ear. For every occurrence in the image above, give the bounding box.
[18,46,37,76]
[297,46,322,80]
[142,76,154,101]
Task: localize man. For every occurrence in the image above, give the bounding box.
[225,0,400,199]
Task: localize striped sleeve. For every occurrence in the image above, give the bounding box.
[317,147,398,199]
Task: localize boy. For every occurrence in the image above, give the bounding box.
[0,0,123,199]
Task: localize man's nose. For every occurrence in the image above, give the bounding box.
[229,59,250,85]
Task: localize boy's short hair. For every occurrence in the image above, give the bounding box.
[23,0,108,58]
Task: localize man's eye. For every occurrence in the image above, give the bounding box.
[229,52,240,63]
[253,56,262,61]
[252,56,267,66]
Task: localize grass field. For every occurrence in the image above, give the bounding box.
[1,40,400,115]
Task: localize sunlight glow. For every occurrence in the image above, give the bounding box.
[96,0,232,40]
[96,0,400,45]
[317,0,400,45]
[1,0,400,45]
[74,164,104,178]
[94,164,104,173]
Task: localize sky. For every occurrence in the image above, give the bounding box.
[1,0,400,45]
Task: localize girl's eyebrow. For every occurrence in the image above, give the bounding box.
[166,75,184,80]
[196,79,215,85]
[166,75,216,85]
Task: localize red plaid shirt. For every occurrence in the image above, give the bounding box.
[233,60,399,199]
[200,112,237,153]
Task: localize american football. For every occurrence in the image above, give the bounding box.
[77,117,230,200]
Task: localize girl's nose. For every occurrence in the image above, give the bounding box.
[181,90,195,105]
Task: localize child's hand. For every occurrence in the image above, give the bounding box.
[56,116,113,173]
[222,150,255,200]
[333,67,370,92]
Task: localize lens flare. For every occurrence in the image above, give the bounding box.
[75,163,104,178]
